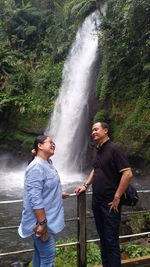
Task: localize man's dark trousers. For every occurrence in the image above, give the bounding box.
[92,202,121,267]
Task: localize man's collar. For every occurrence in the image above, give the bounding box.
[96,137,110,149]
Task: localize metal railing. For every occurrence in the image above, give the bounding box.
[0,190,150,267]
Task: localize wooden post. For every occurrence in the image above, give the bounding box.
[77,192,87,267]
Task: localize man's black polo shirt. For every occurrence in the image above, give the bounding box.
[92,140,130,204]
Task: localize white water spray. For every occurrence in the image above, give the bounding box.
[45,11,101,184]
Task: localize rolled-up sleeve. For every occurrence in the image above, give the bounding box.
[25,167,45,210]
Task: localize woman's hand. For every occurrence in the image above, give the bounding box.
[62,192,70,199]
[33,224,48,241]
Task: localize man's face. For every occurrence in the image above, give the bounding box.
[91,123,108,143]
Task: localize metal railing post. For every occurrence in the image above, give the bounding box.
[77,191,87,267]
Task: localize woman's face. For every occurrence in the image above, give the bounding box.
[39,137,55,157]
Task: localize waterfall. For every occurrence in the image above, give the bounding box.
[45,11,101,184]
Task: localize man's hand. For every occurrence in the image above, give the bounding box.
[74,185,86,195]
[108,169,132,213]
[74,170,93,195]
[108,196,120,213]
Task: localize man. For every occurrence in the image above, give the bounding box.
[75,122,133,267]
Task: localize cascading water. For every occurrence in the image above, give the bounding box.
[45,11,101,183]
[0,8,149,267]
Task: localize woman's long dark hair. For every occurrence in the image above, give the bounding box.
[28,135,48,164]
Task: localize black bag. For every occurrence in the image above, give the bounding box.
[121,184,139,206]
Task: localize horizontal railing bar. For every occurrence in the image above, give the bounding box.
[86,231,150,244]
[0,226,18,230]
[68,193,77,197]
[0,194,77,205]
[86,210,150,220]
[1,209,150,231]
[136,190,150,193]
[1,231,150,257]
[0,249,34,257]
[0,199,23,204]
[0,217,79,231]
[87,190,150,195]
[0,217,80,231]
[119,231,150,239]
[0,189,149,205]
[65,217,79,222]
[0,241,79,257]
[87,238,100,243]
[122,209,150,215]
[57,241,79,247]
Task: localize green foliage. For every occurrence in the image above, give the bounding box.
[65,0,96,19]
[87,242,101,265]
[0,0,149,164]
[143,212,150,220]
[94,111,107,122]
[0,0,70,143]
[30,57,63,114]
[125,212,150,234]
[122,242,150,258]
[28,239,101,267]
[110,93,150,158]
[0,0,83,129]
[96,0,150,162]
[8,131,34,145]
[98,0,150,101]
[56,240,101,267]
[96,55,109,100]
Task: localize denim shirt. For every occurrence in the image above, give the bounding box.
[18,156,65,238]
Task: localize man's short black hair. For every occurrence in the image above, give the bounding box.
[100,122,109,135]
[100,122,109,131]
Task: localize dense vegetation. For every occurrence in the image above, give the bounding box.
[0,0,149,167]
[95,0,150,168]
[0,0,97,153]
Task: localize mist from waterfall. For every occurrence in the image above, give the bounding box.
[45,11,101,183]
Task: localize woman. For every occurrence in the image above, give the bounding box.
[18,135,68,267]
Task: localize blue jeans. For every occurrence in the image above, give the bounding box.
[32,233,56,267]
[92,202,121,267]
